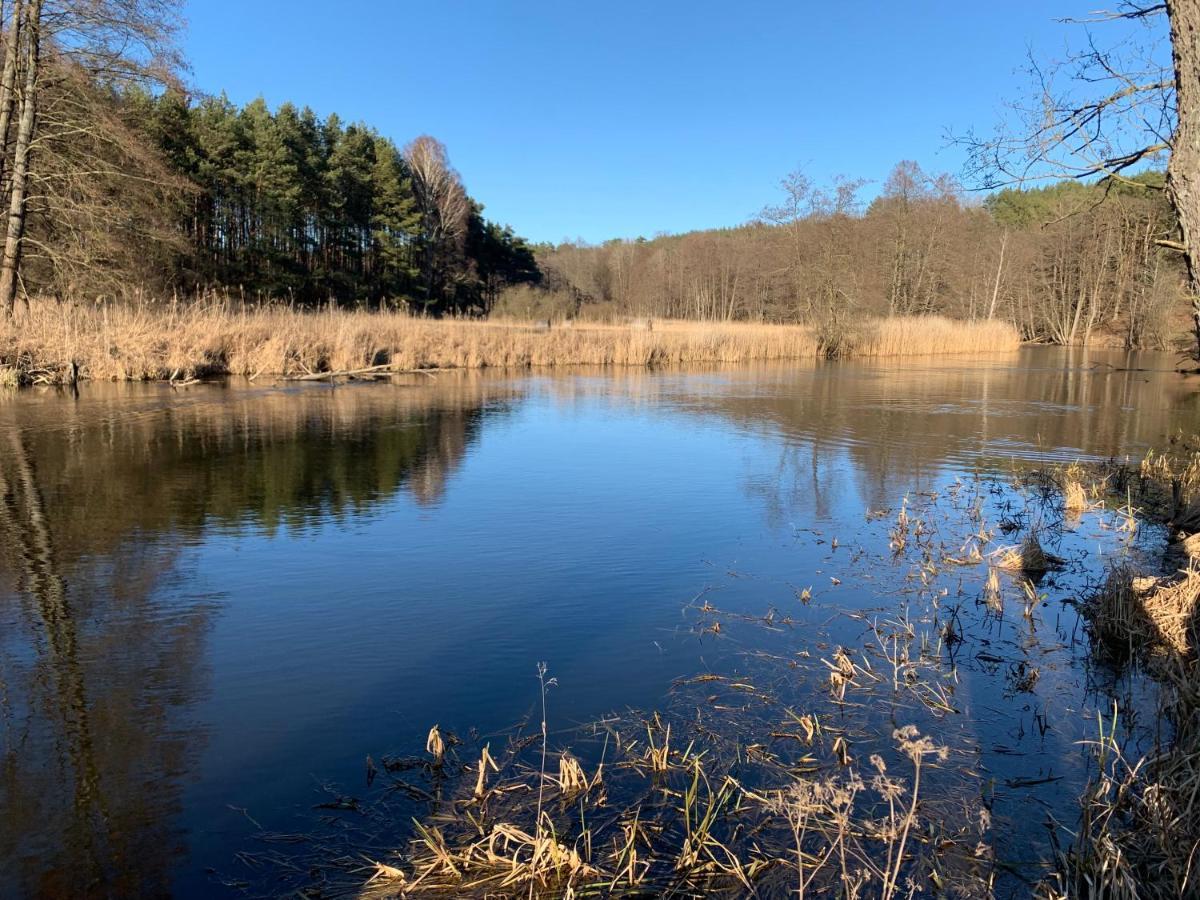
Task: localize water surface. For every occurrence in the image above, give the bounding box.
[1,347,1197,897]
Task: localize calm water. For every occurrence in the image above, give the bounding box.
[1,347,1197,897]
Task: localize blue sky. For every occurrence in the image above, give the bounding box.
[181,1,1140,244]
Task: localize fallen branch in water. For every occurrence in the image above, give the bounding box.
[284,365,441,382]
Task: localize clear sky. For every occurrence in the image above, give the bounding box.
[180,1,1130,244]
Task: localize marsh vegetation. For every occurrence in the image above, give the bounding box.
[0,300,1020,384]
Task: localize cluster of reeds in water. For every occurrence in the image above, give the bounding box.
[342,651,994,900]
[0,297,1022,385]
[356,714,965,898]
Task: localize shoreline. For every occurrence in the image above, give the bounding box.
[1,302,1021,386]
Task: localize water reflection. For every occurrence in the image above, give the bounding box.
[539,349,1200,510]
[0,349,1197,897]
[0,378,511,898]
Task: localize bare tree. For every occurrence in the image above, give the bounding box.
[0,0,181,315]
[1165,0,1200,347]
[403,135,469,311]
[958,2,1200,353]
[0,0,41,314]
[0,1,23,184]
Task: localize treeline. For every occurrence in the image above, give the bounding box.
[0,0,539,317]
[527,163,1181,348]
[133,92,540,312]
[0,0,1181,341]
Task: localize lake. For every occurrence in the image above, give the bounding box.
[1,347,1196,897]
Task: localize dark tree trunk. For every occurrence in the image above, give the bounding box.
[1167,0,1200,355]
[0,0,39,317]
[0,0,23,181]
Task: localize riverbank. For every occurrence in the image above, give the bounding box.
[0,300,1020,384]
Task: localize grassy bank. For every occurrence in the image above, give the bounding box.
[0,300,1021,384]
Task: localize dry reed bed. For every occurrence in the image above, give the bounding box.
[0,300,1021,384]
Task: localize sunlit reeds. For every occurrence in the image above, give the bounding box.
[992,531,1063,577]
[358,718,962,899]
[1090,564,1200,661]
[1055,452,1200,900]
[0,298,1022,384]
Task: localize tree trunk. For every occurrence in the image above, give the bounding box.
[1167,0,1200,356]
[987,230,1008,319]
[0,0,38,317]
[0,0,23,180]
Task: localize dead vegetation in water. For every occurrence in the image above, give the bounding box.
[1045,681,1200,900]
[294,481,1073,899]
[1042,449,1200,900]
[1059,463,1095,516]
[346,708,988,899]
[354,465,1191,900]
[991,531,1065,577]
[0,298,1021,384]
[237,469,1154,899]
[1087,565,1200,664]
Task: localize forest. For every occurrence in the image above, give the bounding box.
[0,0,539,317]
[0,0,1188,353]
[526,167,1181,349]
[131,92,540,313]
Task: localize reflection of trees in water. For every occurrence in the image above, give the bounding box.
[0,380,503,897]
[689,354,1200,514]
[0,380,504,551]
[0,430,210,897]
[535,353,1200,518]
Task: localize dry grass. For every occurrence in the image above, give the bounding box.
[356,719,974,899]
[1089,565,1200,663]
[849,316,1019,359]
[1054,450,1200,899]
[992,532,1063,576]
[1060,464,1093,515]
[0,299,1021,384]
[1051,689,1200,899]
[982,566,1003,615]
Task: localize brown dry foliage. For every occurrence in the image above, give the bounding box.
[0,299,1021,384]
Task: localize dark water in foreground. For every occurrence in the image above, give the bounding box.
[1,347,1198,897]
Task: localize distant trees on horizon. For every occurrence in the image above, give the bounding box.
[527,162,1180,349]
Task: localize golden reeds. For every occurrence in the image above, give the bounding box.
[1061,473,1090,515]
[849,315,1020,359]
[992,532,1063,576]
[0,298,1022,384]
[370,718,962,900]
[426,725,446,765]
[1090,564,1200,660]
